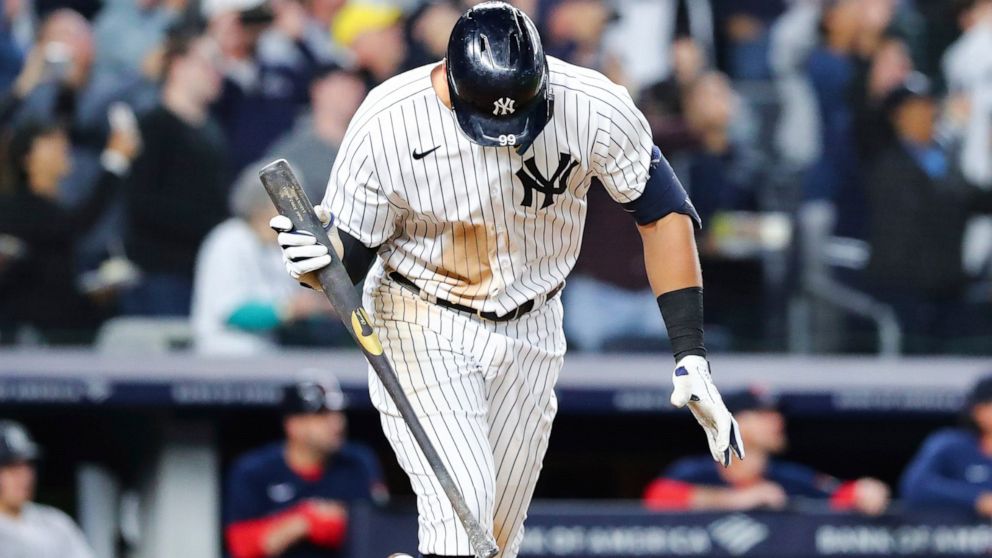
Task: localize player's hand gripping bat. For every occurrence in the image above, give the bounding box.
[259,160,499,558]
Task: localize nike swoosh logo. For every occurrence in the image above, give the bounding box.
[412,146,441,160]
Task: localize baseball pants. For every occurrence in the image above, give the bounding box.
[364,276,565,557]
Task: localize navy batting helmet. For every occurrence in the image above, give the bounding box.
[446,1,551,152]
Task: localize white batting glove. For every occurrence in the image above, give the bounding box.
[269,205,341,282]
[670,355,745,467]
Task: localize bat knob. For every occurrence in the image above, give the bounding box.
[472,533,499,558]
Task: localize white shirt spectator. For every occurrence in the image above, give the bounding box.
[191,218,297,354]
[604,0,714,92]
[0,503,95,558]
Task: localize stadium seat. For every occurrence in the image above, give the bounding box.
[95,318,193,353]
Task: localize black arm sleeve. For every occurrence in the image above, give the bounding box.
[657,286,706,362]
[339,229,378,285]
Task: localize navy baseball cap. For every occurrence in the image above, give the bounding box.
[0,421,40,466]
[282,378,347,416]
[723,388,778,415]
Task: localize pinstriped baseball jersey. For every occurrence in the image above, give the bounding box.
[322,56,653,316]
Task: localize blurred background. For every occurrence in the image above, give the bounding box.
[1,0,992,556]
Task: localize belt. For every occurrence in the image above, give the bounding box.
[388,272,563,322]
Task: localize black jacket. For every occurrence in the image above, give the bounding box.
[866,144,992,293]
[0,169,122,337]
[124,106,229,277]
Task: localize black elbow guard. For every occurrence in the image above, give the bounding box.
[622,146,701,228]
[338,229,378,284]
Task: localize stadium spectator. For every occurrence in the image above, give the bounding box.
[4,9,154,268]
[92,0,188,76]
[804,0,863,236]
[712,0,786,81]
[604,0,714,93]
[901,375,992,517]
[643,388,890,514]
[865,75,992,353]
[331,2,406,87]
[769,0,822,168]
[122,29,228,317]
[639,36,707,154]
[300,0,349,66]
[851,35,914,167]
[944,0,992,189]
[0,420,95,558]
[224,378,386,558]
[943,0,992,94]
[0,0,35,92]
[563,184,666,352]
[0,117,138,344]
[404,0,460,69]
[207,0,325,173]
[682,71,759,230]
[542,0,619,76]
[261,67,366,201]
[191,164,332,354]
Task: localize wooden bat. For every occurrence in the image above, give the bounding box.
[259,159,499,558]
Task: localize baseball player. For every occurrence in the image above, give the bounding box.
[224,379,386,558]
[0,421,95,558]
[270,3,744,557]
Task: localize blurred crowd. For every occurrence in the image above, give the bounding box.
[0,0,991,354]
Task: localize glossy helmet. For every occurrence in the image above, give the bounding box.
[446,1,552,151]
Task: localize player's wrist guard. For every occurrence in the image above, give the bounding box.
[657,286,706,362]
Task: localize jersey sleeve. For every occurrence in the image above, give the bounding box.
[590,87,653,204]
[322,124,401,248]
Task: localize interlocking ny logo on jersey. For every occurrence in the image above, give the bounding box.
[516,153,579,209]
[493,97,516,115]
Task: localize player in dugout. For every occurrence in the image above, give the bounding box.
[224,377,387,558]
[0,420,95,558]
[901,375,992,517]
[644,388,890,514]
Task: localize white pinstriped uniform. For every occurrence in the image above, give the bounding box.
[323,56,652,557]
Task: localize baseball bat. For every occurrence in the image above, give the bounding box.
[259,160,499,558]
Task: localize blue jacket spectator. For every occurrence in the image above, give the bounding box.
[224,378,386,558]
[804,0,864,238]
[901,375,992,517]
[207,0,324,174]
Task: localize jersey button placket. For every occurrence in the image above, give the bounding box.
[487,223,504,298]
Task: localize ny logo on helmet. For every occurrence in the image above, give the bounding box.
[493,98,516,116]
[516,153,579,209]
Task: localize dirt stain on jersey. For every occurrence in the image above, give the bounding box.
[442,222,494,302]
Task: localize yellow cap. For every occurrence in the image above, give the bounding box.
[332,3,403,47]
